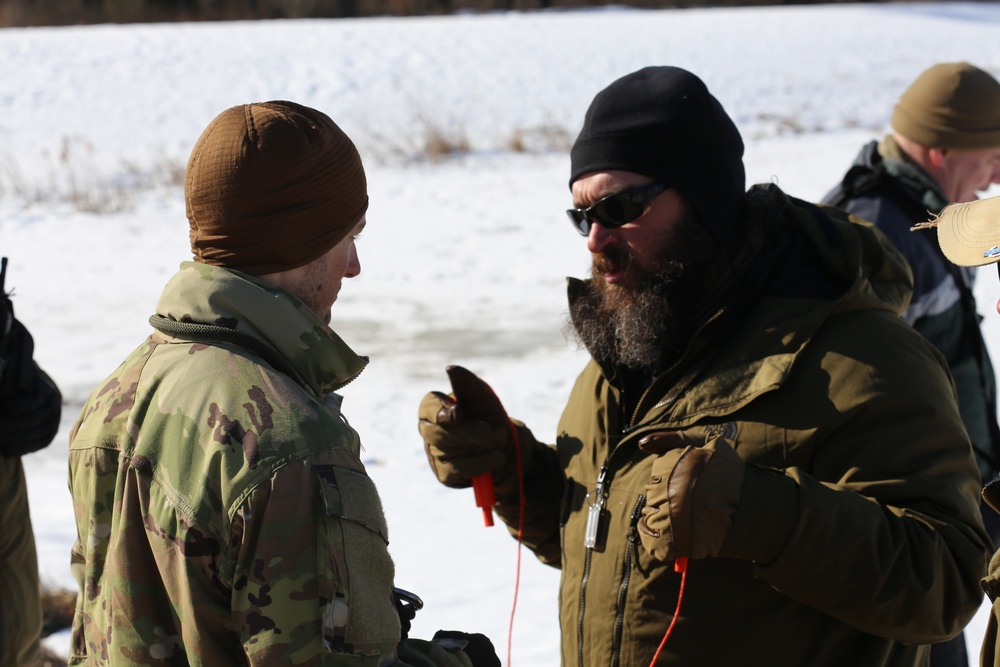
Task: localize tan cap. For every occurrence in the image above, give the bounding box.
[892,62,1000,150]
[186,101,368,275]
[933,196,1000,266]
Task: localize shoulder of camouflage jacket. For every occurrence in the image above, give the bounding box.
[70,330,362,524]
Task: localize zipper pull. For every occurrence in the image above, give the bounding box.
[628,494,647,542]
[584,463,608,549]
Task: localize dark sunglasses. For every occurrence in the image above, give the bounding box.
[566,181,669,236]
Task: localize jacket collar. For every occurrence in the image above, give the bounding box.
[152,262,367,398]
[876,135,949,212]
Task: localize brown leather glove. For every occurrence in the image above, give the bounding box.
[417,392,532,497]
[637,430,746,562]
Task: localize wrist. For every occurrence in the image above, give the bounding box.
[719,464,799,563]
[491,420,538,498]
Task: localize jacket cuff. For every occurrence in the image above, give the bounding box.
[720,464,799,564]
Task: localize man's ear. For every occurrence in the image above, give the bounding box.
[928,146,948,170]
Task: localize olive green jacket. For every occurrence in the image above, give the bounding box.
[496,186,991,667]
[979,481,1000,666]
[68,262,469,667]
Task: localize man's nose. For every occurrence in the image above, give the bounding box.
[587,221,616,254]
[346,248,361,279]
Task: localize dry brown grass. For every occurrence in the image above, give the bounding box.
[37,646,68,667]
[29,583,74,667]
[0,0,637,28]
[0,137,186,213]
[40,583,75,639]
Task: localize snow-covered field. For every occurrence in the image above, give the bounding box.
[3,3,1000,663]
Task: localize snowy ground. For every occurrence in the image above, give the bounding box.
[3,3,1000,664]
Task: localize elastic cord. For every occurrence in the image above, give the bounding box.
[505,420,525,667]
[648,557,689,666]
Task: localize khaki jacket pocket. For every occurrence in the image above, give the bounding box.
[316,463,400,657]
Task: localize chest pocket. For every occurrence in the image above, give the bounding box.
[316,464,400,657]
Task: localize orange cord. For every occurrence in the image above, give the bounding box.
[499,417,687,667]
[648,556,689,666]
[505,420,525,667]
[500,421,688,667]
[498,414,687,667]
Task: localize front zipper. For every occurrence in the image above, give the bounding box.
[611,494,647,667]
[577,462,608,667]
[575,382,667,667]
[576,545,594,667]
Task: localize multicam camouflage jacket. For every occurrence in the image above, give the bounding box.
[68,262,416,666]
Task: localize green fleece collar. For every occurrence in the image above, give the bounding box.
[877,135,949,213]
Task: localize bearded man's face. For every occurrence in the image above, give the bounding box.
[567,170,718,372]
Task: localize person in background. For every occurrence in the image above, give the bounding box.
[823,62,1000,666]
[929,193,1000,667]
[417,66,991,666]
[0,257,62,667]
[67,101,497,667]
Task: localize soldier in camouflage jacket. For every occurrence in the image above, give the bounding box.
[68,102,493,667]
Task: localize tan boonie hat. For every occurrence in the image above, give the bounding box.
[931,196,1000,266]
[186,101,368,275]
[892,62,1000,150]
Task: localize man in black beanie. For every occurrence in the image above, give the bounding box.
[418,66,990,666]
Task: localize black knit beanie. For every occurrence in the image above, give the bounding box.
[570,66,746,254]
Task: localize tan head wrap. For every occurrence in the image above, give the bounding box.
[185,101,368,274]
[892,62,1000,150]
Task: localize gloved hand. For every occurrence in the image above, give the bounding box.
[418,391,528,496]
[636,430,746,562]
[396,631,500,667]
[432,631,501,667]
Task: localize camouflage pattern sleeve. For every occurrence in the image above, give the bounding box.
[226,446,401,665]
[68,441,404,666]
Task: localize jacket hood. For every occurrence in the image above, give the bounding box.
[783,187,913,318]
[150,261,367,398]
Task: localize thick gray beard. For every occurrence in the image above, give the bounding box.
[565,219,717,374]
[567,268,690,373]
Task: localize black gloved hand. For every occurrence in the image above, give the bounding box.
[0,258,61,458]
[432,630,501,667]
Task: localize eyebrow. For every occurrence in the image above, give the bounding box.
[582,177,661,206]
[574,188,612,209]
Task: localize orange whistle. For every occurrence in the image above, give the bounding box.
[472,473,495,527]
[446,365,510,529]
